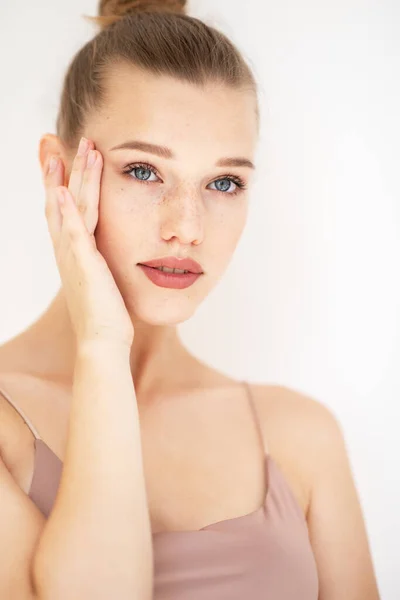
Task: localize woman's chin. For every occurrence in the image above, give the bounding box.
[128,302,198,327]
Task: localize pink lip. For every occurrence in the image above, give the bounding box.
[138,257,203,274]
[138,264,202,289]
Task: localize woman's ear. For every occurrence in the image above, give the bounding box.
[38,133,71,186]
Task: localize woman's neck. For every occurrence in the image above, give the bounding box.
[0,288,197,399]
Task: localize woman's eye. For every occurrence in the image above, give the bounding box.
[208,178,237,194]
[123,164,246,195]
[129,165,158,182]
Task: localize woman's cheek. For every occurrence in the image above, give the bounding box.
[209,193,248,234]
[96,191,156,252]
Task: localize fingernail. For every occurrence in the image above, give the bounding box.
[87,150,96,168]
[77,137,89,156]
[48,156,58,174]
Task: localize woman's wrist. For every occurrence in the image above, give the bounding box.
[75,338,133,362]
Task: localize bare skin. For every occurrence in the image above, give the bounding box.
[0,65,380,598]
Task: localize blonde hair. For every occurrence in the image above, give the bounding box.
[56,0,258,149]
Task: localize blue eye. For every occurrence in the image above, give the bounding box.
[209,178,237,194]
[122,162,247,196]
[126,164,159,182]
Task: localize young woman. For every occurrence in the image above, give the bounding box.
[0,1,380,598]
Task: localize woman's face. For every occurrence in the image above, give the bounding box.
[79,64,258,325]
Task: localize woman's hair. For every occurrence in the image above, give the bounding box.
[56,0,258,150]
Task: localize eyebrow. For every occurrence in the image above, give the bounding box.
[109,140,255,170]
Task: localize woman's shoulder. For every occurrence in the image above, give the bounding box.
[254,383,342,441]
[0,370,40,495]
[252,383,346,514]
[0,367,69,465]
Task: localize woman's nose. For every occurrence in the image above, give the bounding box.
[160,191,205,245]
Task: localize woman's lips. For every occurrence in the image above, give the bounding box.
[138,264,202,289]
[138,256,203,274]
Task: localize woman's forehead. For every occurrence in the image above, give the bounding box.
[92,65,258,147]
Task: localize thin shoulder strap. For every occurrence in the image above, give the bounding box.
[241,381,269,457]
[0,386,41,440]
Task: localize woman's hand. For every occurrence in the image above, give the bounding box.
[44,136,134,349]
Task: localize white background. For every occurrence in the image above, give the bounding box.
[0,1,399,596]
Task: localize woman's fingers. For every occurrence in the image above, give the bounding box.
[56,187,96,259]
[43,136,103,300]
[78,149,103,235]
[44,136,101,250]
[44,155,64,248]
[56,138,102,267]
[55,186,99,301]
[42,138,134,347]
[67,137,94,213]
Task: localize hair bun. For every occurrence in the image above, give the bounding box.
[99,0,187,19]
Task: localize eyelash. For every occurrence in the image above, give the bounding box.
[121,162,248,196]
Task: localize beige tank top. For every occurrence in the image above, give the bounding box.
[0,382,319,599]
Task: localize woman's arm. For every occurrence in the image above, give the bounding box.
[29,139,153,599]
[306,405,380,600]
[31,342,153,600]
